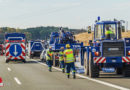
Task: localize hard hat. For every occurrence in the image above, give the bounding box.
[66,44,70,48]
[60,47,64,50]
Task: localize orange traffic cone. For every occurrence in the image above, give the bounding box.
[0,77,4,87]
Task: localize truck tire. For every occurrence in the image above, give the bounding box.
[123,65,130,77]
[116,68,122,75]
[84,52,89,75]
[6,59,9,63]
[89,52,99,78]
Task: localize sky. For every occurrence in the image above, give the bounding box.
[0,0,129,29]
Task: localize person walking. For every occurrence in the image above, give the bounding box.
[59,47,65,73]
[64,44,76,79]
[46,47,53,72]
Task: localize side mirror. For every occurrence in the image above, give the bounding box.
[88,26,91,34]
[89,40,93,46]
[122,26,125,32]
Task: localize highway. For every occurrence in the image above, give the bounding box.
[0,56,130,90]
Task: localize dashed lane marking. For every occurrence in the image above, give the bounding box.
[32,59,130,90]
[7,67,11,71]
[14,77,22,85]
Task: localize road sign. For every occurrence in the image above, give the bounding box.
[9,44,22,57]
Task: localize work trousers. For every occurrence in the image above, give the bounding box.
[47,60,53,69]
[60,61,65,70]
[65,62,76,75]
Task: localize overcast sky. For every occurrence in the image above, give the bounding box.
[0,0,129,29]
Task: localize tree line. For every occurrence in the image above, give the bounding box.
[0,26,86,41]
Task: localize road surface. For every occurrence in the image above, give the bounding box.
[0,56,130,90]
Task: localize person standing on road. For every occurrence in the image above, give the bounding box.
[64,44,76,79]
[46,47,53,72]
[59,47,65,73]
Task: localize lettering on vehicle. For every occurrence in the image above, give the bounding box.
[108,48,119,51]
[72,45,80,48]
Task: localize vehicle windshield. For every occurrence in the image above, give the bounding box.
[105,24,116,39]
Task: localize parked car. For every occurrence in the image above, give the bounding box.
[40,49,47,62]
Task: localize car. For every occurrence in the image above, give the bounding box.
[40,49,47,62]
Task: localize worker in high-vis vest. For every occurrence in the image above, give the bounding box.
[105,27,114,39]
[46,47,53,72]
[59,47,65,73]
[64,44,76,79]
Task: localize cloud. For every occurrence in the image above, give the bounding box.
[0,0,9,3]
[113,1,130,10]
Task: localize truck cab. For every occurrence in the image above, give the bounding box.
[84,20,130,78]
[94,21,121,41]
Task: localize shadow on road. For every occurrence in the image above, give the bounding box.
[25,60,45,64]
[8,60,40,64]
[99,73,130,79]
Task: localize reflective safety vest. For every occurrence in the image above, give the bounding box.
[59,51,64,61]
[106,30,113,35]
[46,50,53,60]
[64,49,74,63]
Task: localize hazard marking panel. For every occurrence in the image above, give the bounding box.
[9,44,22,57]
[5,43,26,60]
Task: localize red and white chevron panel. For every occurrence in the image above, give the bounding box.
[122,57,130,62]
[5,43,26,60]
[94,57,106,63]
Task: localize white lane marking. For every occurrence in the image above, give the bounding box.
[14,77,22,85]
[7,67,11,71]
[32,59,130,90]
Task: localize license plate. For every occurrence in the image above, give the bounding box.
[112,60,116,62]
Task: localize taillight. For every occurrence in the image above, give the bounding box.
[94,52,100,56]
[5,40,9,43]
[22,40,25,42]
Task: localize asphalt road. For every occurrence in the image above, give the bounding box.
[0,56,130,90]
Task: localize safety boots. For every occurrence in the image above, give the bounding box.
[73,74,76,79]
[62,69,65,73]
[49,68,52,72]
[67,75,70,79]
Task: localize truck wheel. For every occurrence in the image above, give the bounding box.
[84,52,89,75]
[89,53,99,78]
[123,65,130,77]
[6,59,9,63]
[116,68,122,75]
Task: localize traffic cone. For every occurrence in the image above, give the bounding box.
[0,77,4,87]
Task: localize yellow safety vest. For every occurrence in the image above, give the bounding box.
[59,51,64,61]
[106,30,113,35]
[64,49,74,63]
[46,50,53,60]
